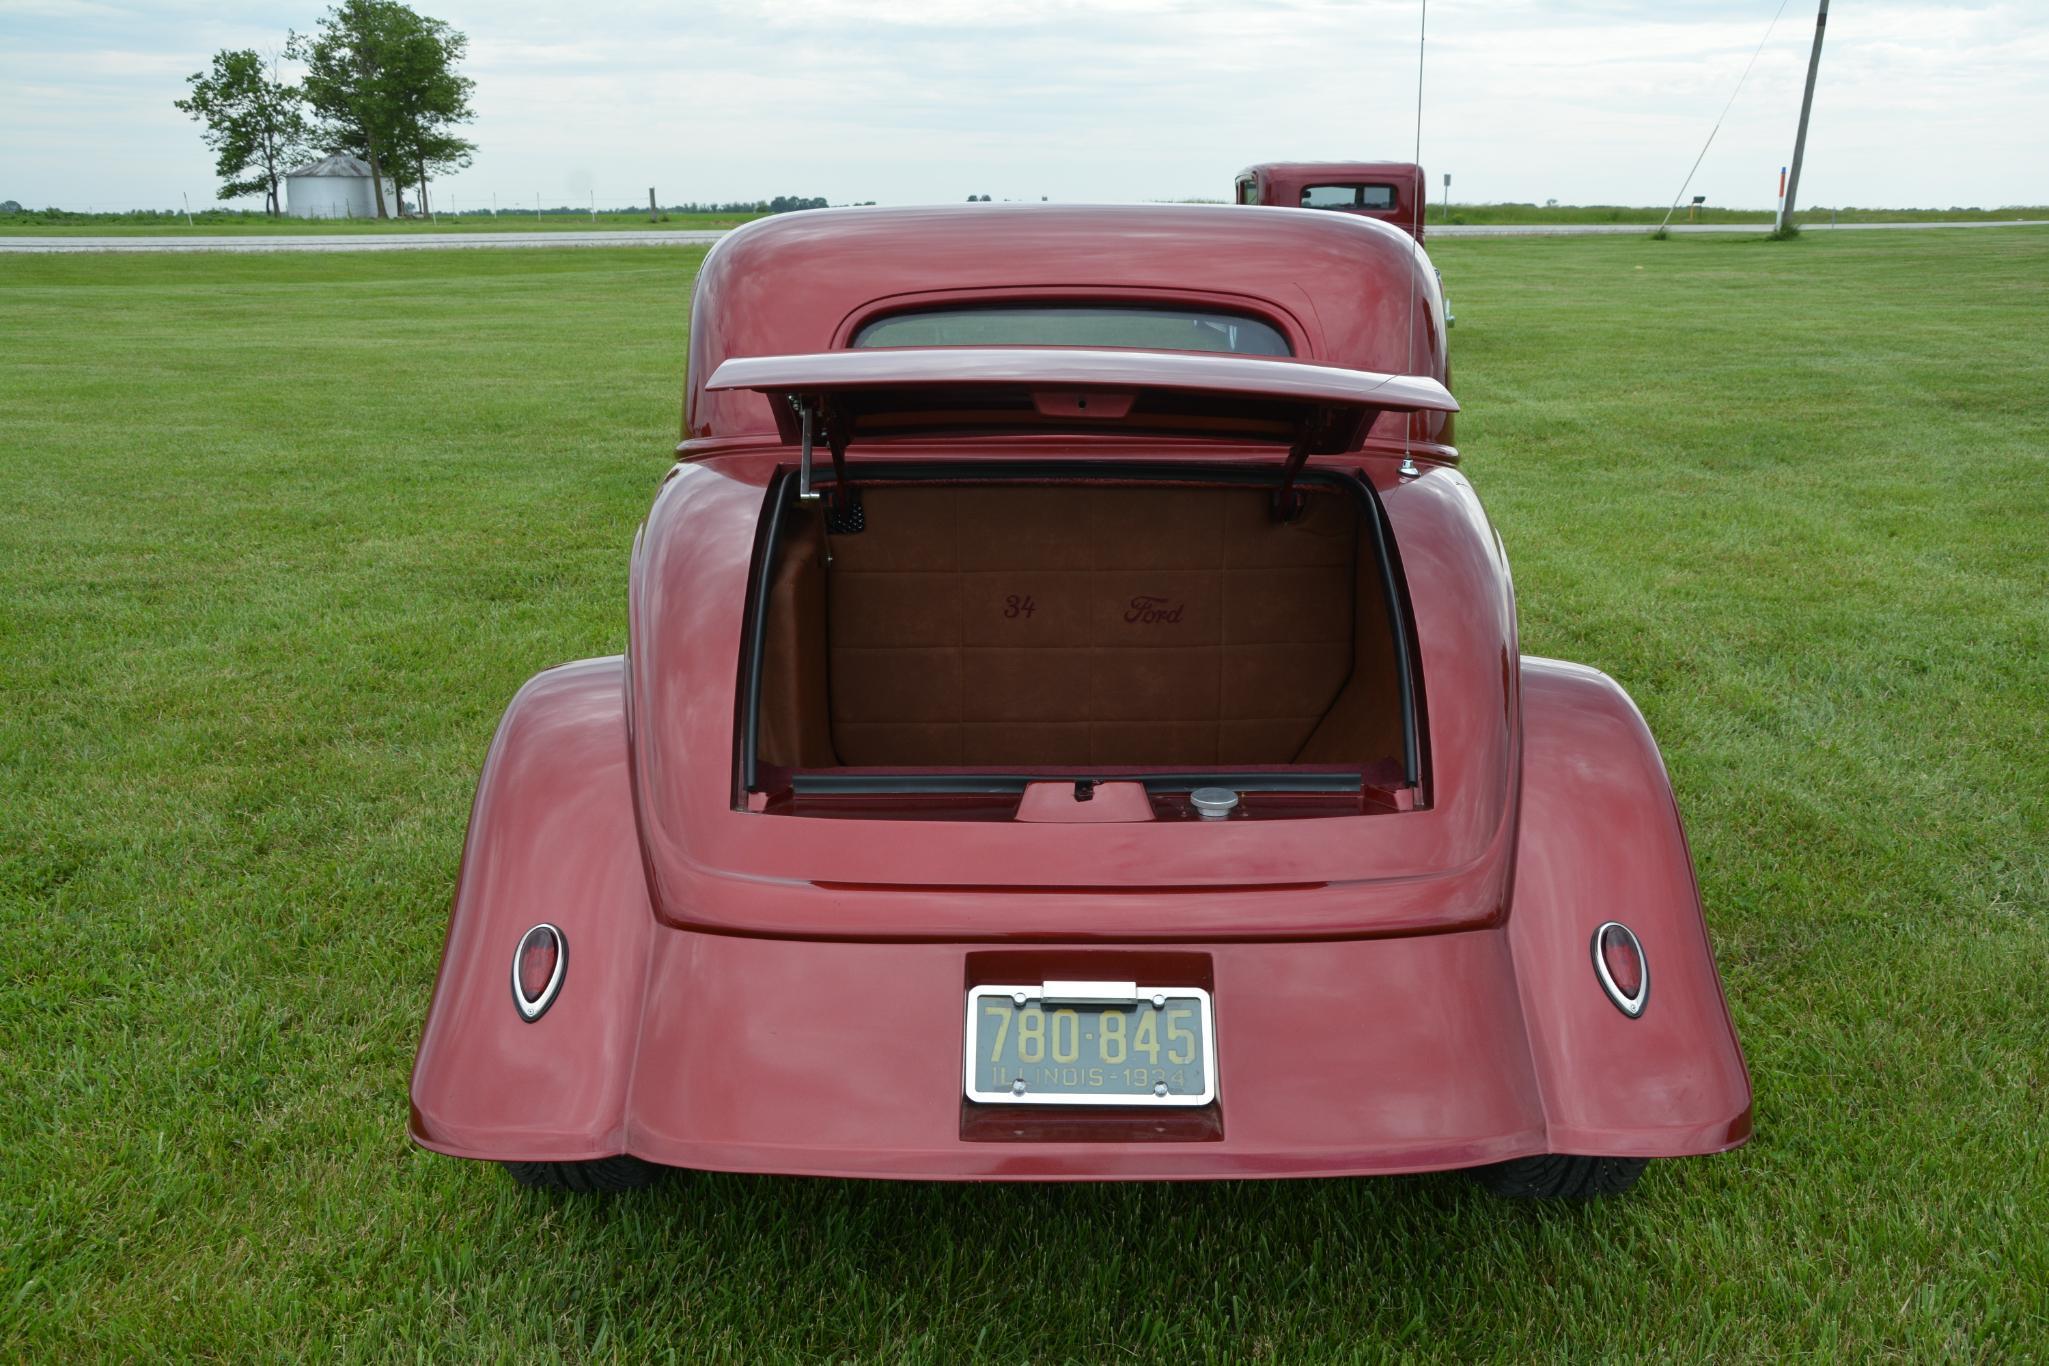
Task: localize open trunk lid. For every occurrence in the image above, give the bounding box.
[705,347,1456,455]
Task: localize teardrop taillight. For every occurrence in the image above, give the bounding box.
[1591,921,1648,1018]
[512,924,566,1022]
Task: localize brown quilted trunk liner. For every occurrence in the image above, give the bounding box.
[755,482,1404,772]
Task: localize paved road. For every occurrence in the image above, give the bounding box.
[2,220,2041,253]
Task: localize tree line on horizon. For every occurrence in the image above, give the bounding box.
[176,0,474,219]
[663,197,833,215]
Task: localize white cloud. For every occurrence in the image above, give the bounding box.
[0,0,2042,211]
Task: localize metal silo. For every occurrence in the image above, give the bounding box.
[285,154,398,219]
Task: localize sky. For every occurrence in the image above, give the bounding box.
[1,0,2044,213]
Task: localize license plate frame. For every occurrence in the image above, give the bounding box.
[963,981,1217,1107]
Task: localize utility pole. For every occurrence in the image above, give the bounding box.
[1778,0,1829,233]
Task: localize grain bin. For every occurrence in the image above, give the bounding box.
[285,154,398,219]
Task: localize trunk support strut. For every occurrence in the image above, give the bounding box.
[790,396,853,508]
[789,395,863,531]
[1273,406,1381,520]
[1271,437,1311,521]
[1272,409,1347,521]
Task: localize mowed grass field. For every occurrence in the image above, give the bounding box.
[2,228,2045,1358]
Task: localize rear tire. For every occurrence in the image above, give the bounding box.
[1471,1154,1649,1199]
[501,1155,665,1193]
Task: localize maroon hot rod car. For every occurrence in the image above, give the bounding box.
[409,204,1750,1197]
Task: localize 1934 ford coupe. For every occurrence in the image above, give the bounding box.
[409,205,1751,1197]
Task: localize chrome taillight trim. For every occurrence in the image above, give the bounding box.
[511,923,568,1022]
[1591,921,1649,1018]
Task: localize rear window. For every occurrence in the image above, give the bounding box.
[852,305,1291,357]
[1301,184,1399,211]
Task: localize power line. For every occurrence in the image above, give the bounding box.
[1658,0,1793,233]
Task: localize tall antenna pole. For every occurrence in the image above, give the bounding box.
[1778,0,1829,233]
[1400,0,1427,476]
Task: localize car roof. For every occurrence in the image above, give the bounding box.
[684,204,1442,444]
[1238,161,1422,179]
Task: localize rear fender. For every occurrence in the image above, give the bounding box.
[1509,657,1753,1155]
[408,657,654,1161]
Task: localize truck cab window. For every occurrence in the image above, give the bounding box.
[1301,184,1398,210]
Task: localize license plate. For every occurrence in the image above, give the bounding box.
[963,982,1216,1106]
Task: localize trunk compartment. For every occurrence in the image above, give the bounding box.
[745,469,1423,818]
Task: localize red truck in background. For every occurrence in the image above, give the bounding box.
[1234,162,1428,241]
[1236,162,1450,324]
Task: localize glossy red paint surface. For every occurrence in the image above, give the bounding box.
[1509,659,1752,1152]
[682,205,1452,452]
[706,346,1457,413]
[706,346,1455,452]
[409,656,1747,1176]
[410,658,653,1159]
[1235,162,1429,241]
[409,205,1751,1179]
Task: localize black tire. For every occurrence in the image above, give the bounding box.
[1471,1154,1649,1199]
[501,1155,665,1193]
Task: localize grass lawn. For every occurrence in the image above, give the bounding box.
[2,228,2045,1358]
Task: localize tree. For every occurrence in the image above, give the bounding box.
[383,13,476,217]
[393,129,473,217]
[174,49,310,216]
[290,2,403,218]
[291,1,475,219]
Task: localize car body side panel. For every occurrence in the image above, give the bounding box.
[408,657,655,1162]
[1506,658,1754,1154]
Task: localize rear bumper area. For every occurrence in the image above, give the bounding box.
[411,926,1751,1181]
[409,652,1750,1181]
